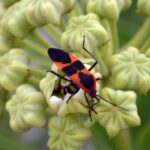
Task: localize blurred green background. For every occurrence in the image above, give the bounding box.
[0,1,150,150]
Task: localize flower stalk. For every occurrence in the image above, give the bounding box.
[122,18,150,50]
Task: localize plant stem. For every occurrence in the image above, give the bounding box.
[26,68,46,87]
[60,19,67,31]
[94,48,109,77]
[20,38,47,57]
[122,19,150,50]
[140,37,150,52]
[26,67,46,87]
[26,75,41,87]
[101,19,113,60]
[43,24,62,46]
[31,68,46,78]
[109,20,119,53]
[31,30,52,49]
[114,130,132,150]
[30,56,50,68]
[69,1,84,17]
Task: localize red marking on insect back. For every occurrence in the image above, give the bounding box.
[69,68,96,96]
[53,54,78,70]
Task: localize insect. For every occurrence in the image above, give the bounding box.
[47,36,119,120]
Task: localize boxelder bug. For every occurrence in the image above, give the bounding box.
[47,36,121,120]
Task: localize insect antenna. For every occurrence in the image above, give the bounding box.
[95,95,128,111]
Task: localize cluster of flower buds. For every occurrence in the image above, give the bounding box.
[0,0,149,150]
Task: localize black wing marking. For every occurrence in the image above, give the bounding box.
[62,60,85,76]
[73,60,85,70]
[78,72,94,89]
[48,48,71,63]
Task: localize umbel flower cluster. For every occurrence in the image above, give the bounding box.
[0,0,150,149]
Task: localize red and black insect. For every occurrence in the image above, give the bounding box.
[48,36,114,120]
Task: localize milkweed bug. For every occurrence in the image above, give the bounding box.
[47,36,123,120]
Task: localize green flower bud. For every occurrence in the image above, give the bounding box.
[109,47,150,94]
[0,48,30,91]
[0,0,31,37]
[87,0,132,20]
[25,0,76,26]
[39,65,58,102]
[94,87,140,137]
[6,84,47,132]
[48,115,91,150]
[61,13,109,51]
[137,0,150,16]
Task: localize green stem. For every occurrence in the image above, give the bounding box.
[140,37,150,52]
[31,68,46,78]
[26,75,41,87]
[114,130,132,150]
[30,55,50,68]
[109,20,119,53]
[122,19,150,50]
[26,68,46,87]
[101,19,113,60]
[31,30,52,49]
[43,24,62,46]
[69,1,84,17]
[94,48,109,77]
[45,108,56,116]
[83,118,95,128]
[20,38,47,57]
[59,19,67,31]
[19,43,50,68]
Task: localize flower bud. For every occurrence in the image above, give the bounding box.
[0,0,31,38]
[61,13,109,52]
[25,0,76,26]
[87,0,132,20]
[137,0,150,16]
[94,87,140,137]
[6,84,47,132]
[0,48,30,91]
[48,115,91,150]
[39,65,58,102]
[109,47,150,94]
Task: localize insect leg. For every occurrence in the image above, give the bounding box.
[84,93,97,121]
[96,77,103,81]
[47,70,71,82]
[64,83,79,103]
[82,35,98,71]
[66,94,74,103]
[92,96,100,106]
